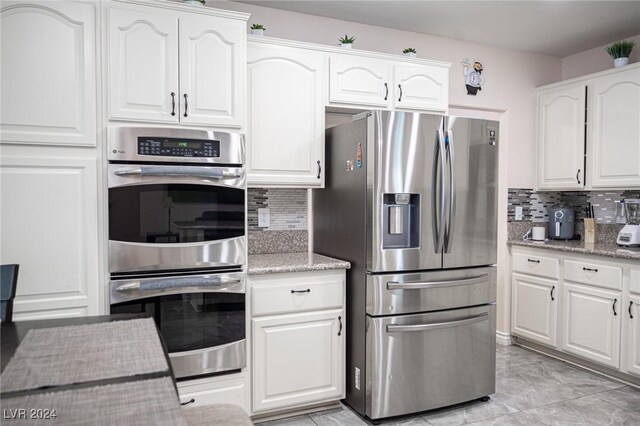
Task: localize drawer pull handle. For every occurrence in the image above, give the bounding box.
[338,315,343,336]
[630,301,634,319]
[613,298,618,316]
[384,82,389,100]
[387,274,488,290]
[170,92,176,116]
[180,398,195,406]
[291,289,311,294]
[583,267,598,272]
[550,285,555,301]
[387,312,489,333]
[527,259,540,264]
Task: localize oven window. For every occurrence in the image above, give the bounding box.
[111,292,245,353]
[109,184,245,243]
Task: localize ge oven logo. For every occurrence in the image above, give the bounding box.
[112,149,125,154]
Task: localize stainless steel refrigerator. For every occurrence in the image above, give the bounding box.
[313,110,499,421]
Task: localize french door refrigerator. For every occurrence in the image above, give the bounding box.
[313,110,499,420]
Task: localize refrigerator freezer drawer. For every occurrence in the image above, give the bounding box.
[366,266,496,316]
[365,305,496,420]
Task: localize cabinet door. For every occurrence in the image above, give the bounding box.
[329,55,391,107]
[562,283,621,368]
[394,64,448,112]
[624,294,640,377]
[247,44,325,187]
[590,67,640,188]
[252,310,344,412]
[108,7,179,123]
[1,1,97,146]
[537,85,586,190]
[0,154,100,320]
[511,273,558,347]
[179,14,245,128]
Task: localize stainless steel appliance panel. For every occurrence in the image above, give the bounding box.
[107,127,244,165]
[370,111,444,272]
[108,164,245,189]
[170,339,246,379]
[366,266,496,316]
[442,117,498,269]
[314,116,370,414]
[109,237,245,274]
[365,305,496,419]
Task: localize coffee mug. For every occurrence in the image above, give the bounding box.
[523,226,546,241]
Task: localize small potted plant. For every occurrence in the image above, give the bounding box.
[182,0,204,6]
[606,40,635,68]
[339,35,356,49]
[403,48,417,58]
[250,24,266,36]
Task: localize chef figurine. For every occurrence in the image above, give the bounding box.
[462,59,484,96]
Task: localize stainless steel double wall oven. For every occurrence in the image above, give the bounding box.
[108,127,246,379]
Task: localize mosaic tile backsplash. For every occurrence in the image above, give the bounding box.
[248,188,308,231]
[507,188,640,224]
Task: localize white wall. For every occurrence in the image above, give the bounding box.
[562,34,640,79]
[205,0,563,334]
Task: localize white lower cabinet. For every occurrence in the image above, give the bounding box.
[624,291,640,377]
[0,150,101,319]
[178,374,248,414]
[252,310,344,412]
[249,270,346,414]
[561,282,621,368]
[511,273,558,347]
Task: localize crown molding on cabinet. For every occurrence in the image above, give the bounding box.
[537,61,640,92]
[111,0,251,21]
[248,34,451,69]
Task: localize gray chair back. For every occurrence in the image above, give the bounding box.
[1,264,19,322]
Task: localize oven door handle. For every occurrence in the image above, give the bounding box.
[114,166,243,180]
[115,277,243,292]
[386,312,489,333]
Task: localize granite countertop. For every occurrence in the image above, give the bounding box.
[508,239,640,261]
[248,252,351,275]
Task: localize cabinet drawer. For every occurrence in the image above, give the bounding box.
[512,252,559,279]
[179,376,247,413]
[564,260,622,291]
[252,278,344,317]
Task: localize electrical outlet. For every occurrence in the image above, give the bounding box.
[258,208,270,228]
[515,206,523,221]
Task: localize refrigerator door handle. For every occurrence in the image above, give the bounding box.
[431,127,447,253]
[444,129,456,253]
[386,274,489,290]
[386,312,489,333]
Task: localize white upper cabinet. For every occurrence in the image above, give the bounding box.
[247,41,325,187]
[537,84,586,190]
[0,1,97,146]
[179,14,245,127]
[329,55,392,107]
[107,2,247,128]
[589,66,640,188]
[108,8,179,123]
[394,64,448,112]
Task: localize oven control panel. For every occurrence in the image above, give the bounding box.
[138,137,220,158]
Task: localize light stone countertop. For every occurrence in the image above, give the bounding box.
[248,252,351,275]
[508,239,640,261]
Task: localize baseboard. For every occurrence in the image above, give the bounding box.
[496,330,513,346]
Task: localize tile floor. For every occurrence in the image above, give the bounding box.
[257,345,640,426]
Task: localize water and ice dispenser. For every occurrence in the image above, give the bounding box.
[382,194,420,249]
